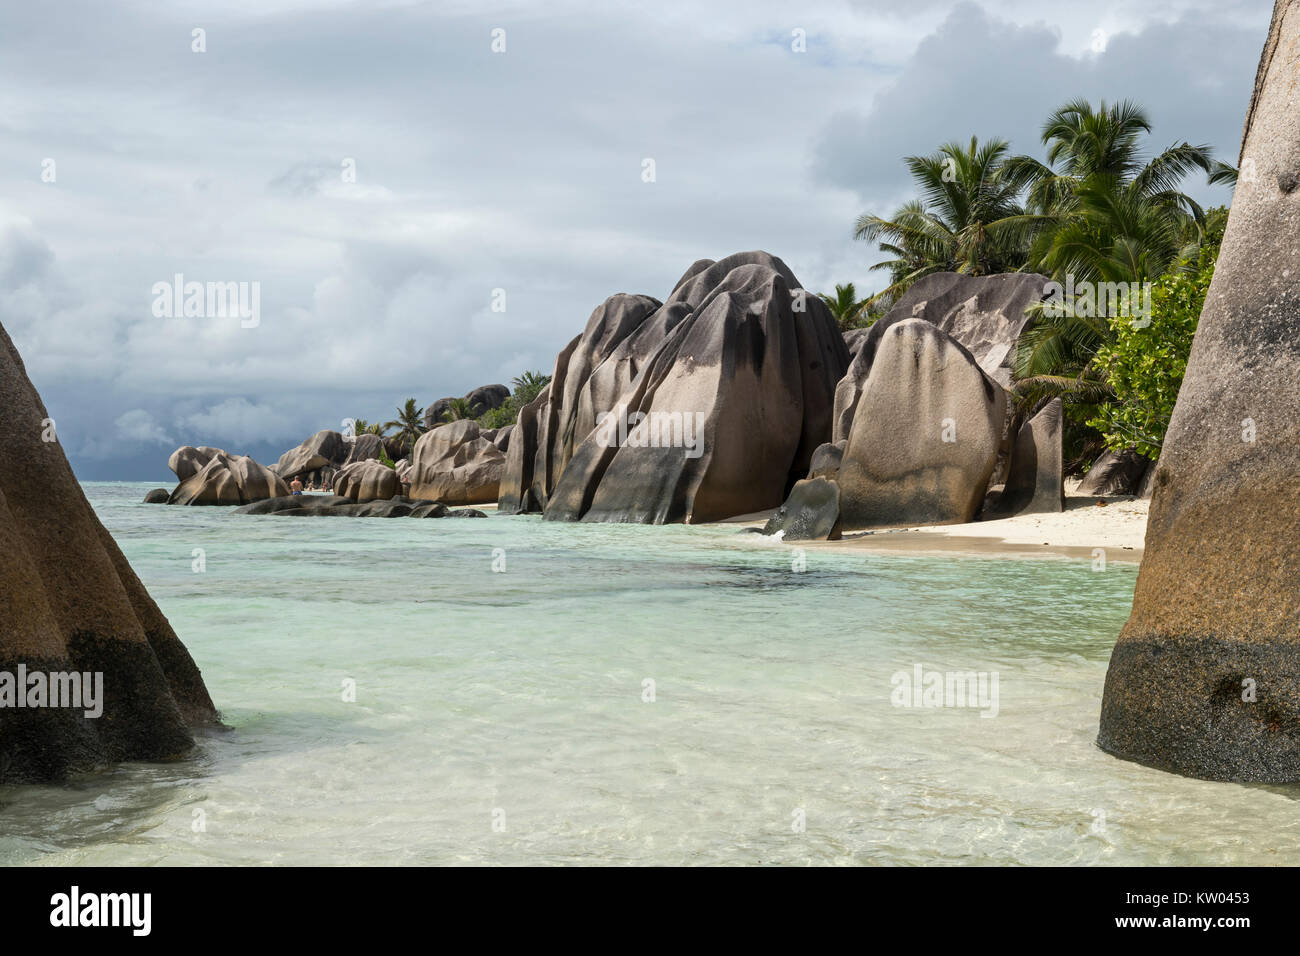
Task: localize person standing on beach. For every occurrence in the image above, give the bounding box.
[291,476,303,496]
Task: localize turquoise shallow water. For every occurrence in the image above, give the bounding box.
[2,481,1299,865]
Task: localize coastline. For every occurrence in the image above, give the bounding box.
[718,480,1149,563]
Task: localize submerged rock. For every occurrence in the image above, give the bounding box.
[837,319,1005,530]
[0,321,217,782]
[143,488,169,504]
[1099,3,1300,782]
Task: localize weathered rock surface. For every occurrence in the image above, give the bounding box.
[232,494,473,519]
[168,452,289,506]
[334,459,400,503]
[1077,448,1151,497]
[408,419,506,505]
[1098,0,1300,783]
[838,319,1006,530]
[513,252,847,523]
[0,320,217,782]
[762,477,842,541]
[143,488,169,504]
[271,430,348,479]
[343,433,385,466]
[168,445,225,482]
[987,398,1064,517]
[808,441,844,480]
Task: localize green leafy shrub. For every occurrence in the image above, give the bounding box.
[1087,247,1217,459]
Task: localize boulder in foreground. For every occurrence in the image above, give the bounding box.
[1098,0,1300,782]
[0,322,217,782]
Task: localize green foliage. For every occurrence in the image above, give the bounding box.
[1086,246,1217,459]
[378,450,397,469]
[855,136,1040,302]
[818,283,874,331]
[385,397,426,454]
[440,397,474,423]
[475,371,554,430]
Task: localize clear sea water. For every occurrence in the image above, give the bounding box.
[2,481,1298,866]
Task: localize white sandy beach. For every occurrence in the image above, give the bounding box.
[723,479,1150,562]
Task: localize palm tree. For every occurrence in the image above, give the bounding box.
[855,136,1042,302]
[818,283,872,331]
[1001,99,1216,285]
[1004,100,1222,431]
[385,398,426,454]
[511,371,551,406]
[440,397,474,423]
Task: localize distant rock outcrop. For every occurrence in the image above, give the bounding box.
[423,384,511,430]
[233,494,480,519]
[408,420,506,505]
[168,451,290,506]
[501,251,849,524]
[143,488,169,504]
[1098,0,1300,782]
[333,458,400,503]
[343,433,385,466]
[837,319,1005,530]
[0,320,217,782]
[271,430,349,480]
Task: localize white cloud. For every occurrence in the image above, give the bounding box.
[114,409,173,445]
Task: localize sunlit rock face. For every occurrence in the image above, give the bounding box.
[1099,0,1300,782]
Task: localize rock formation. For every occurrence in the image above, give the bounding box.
[168,451,290,505]
[1098,0,1300,781]
[407,420,506,505]
[343,433,385,466]
[271,430,349,480]
[333,458,400,503]
[986,398,1064,518]
[837,319,1005,530]
[761,477,842,541]
[0,321,217,782]
[423,384,511,430]
[500,252,849,524]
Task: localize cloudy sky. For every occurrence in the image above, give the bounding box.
[0,0,1270,479]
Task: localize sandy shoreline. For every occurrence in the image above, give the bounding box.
[718,480,1150,563]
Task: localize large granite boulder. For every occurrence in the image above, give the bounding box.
[986,398,1064,517]
[808,441,845,480]
[497,383,552,514]
[830,272,1046,445]
[168,445,225,482]
[838,318,1006,530]
[271,430,348,479]
[408,419,506,505]
[1077,448,1151,497]
[0,321,217,782]
[541,253,849,523]
[1098,1,1300,782]
[343,433,385,466]
[168,452,289,505]
[762,477,842,541]
[333,458,400,503]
